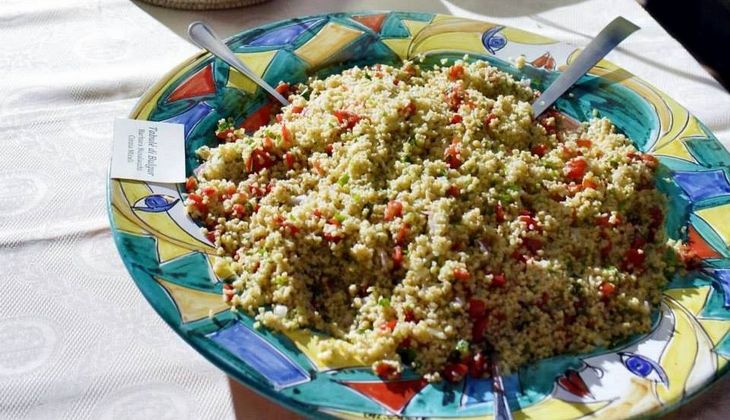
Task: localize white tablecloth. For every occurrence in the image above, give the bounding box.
[1,0,728,419]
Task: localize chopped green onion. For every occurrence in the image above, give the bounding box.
[378,297,391,308]
[455,339,470,355]
[334,213,346,223]
[338,174,350,186]
[353,193,362,202]
[274,276,288,286]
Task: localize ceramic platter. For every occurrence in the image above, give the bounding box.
[107,11,730,418]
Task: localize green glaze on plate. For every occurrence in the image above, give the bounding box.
[107,11,730,418]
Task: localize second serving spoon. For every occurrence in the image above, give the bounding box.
[188,21,290,106]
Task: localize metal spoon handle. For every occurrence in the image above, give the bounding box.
[188,21,290,106]
[490,352,513,420]
[531,17,639,117]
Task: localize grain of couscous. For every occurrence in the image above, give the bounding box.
[184,59,678,381]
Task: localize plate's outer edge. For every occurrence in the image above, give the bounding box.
[106,10,730,419]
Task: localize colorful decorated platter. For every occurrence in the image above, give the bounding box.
[107,11,730,418]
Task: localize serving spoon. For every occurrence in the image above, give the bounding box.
[187,21,290,106]
[531,16,639,117]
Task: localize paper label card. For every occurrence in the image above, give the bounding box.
[111,118,185,183]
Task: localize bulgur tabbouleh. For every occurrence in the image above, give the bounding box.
[184,59,678,381]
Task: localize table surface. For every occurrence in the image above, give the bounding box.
[1,0,728,419]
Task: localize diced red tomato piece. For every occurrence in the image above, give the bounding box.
[511,250,528,264]
[275,82,290,96]
[484,113,497,128]
[582,178,598,189]
[599,281,616,299]
[202,186,217,198]
[282,222,299,235]
[642,153,659,169]
[291,105,304,114]
[531,143,548,157]
[517,214,540,231]
[401,101,417,117]
[495,202,505,223]
[445,85,464,111]
[576,138,593,148]
[232,203,245,217]
[313,208,322,218]
[450,114,463,124]
[453,268,471,282]
[384,200,403,221]
[284,152,295,169]
[447,184,460,197]
[565,157,588,181]
[374,362,400,380]
[444,141,462,169]
[262,136,275,151]
[491,273,506,287]
[443,362,469,383]
[324,144,333,155]
[404,309,416,322]
[223,283,234,302]
[333,110,361,129]
[469,351,490,378]
[522,237,543,253]
[185,176,198,193]
[205,230,216,243]
[395,223,410,245]
[392,246,404,268]
[381,319,397,332]
[448,64,464,80]
[624,247,646,270]
[468,298,486,319]
[596,214,612,227]
[323,231,341,243]
[216,128,234,141]
[188,193,203,205]
[246,148,276,173]
[471,317,488,342]
[281,123,292,148]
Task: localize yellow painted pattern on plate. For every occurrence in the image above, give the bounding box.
[719,355,730,371]
[410,32,485,56]
[696,204,730,246]
[283,329,367,371]
[403,19,428,37]
[157,237,196,262]
[295,22,362,66]
[657,298,698,405]
[382,38,411,59]
[111,205,147,235]
[697,318,730,347]
[227,50,278,93]
[135,210,206,250]
[513,398,609,419]
[157,278,228,323]
[654,137,695,161]
[663,286,711,316]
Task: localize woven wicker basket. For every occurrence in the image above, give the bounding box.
[137,0,270,10]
